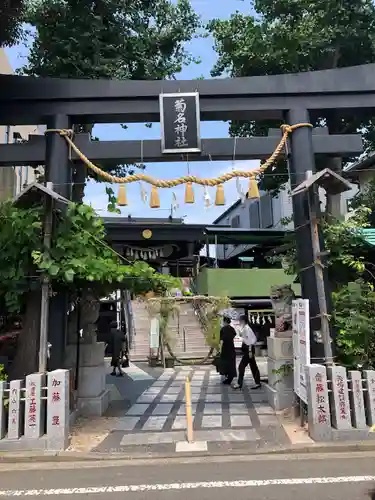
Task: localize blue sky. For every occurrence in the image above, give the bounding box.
[5,0,258,224]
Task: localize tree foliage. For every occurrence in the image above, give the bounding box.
[0,0,25,47]
[350,176,375,226]
[268,207,374,285]
[208,0,375,192]
[0,201,180,314]
[333,280,375,369]
[21,0,200,203]
[268,205,375,367]
[23,0,200,80]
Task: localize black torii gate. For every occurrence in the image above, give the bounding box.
[0,63,371,368]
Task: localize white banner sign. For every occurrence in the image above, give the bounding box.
[292,299,310,403]
[292,300,299,398]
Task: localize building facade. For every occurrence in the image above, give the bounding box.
[0,49,43,201]
[344,153,375,192]
[213,187,294,261]
[213,180,357,261]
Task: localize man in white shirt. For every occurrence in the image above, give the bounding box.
[233,314,261,390]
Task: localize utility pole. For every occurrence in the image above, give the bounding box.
[292,167,352,367]
[38,182,53,373]
[306,172,333,365]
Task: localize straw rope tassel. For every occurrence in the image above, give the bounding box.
[44,124,313,206]
[184,182,194,203]
[150,185,160,208]
[215,184,225,206]
[117,184,128,206]
[248,177,260,200]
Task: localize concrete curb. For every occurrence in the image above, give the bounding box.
[1,440,375,463]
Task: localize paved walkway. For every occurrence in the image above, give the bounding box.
[93,365,291,455]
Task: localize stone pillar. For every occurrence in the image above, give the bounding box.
[327,365,352,430]
[47,369,70,450]
[266,285,295,410]
[305,364,332,441]
[24,373,45,439]
[363,370,375,426]
[266,336,294,410]
[8,379,22,440]
[348,370,366,429]
[0,381,6,439]
[65,293,109,416]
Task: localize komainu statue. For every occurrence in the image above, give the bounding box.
[270,284,295,333]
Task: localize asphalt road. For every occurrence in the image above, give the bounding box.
[0,452,374,500]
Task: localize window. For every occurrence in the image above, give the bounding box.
[231,215,240,228]
[249,201,260,228]
[260,193,273,228]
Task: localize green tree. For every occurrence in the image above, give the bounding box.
[350,176,375,226]
[22,0,200,203]
[208,1,375,205]
[0,0,25,47]
[0,200,180,378]
[267,206,375,366]
[268,207,374,287]
[333,280,375,369]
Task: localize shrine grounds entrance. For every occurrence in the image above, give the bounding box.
[0,64,368,367]
[2,64,375,451]
[94,362,287,455]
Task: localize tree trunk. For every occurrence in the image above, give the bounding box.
[325,157,343,221]
[9,291,41,380]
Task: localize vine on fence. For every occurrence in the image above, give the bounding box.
[146,295,230,364]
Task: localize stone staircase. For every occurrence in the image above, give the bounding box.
[129,300,151,362]
[129,300,209,362]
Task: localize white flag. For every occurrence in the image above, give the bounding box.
[203,187,211,210]
[236,177,246,203]
[172,191,179,211]
[140,183,148,204]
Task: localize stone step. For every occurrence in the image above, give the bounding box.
[130,301,208,358]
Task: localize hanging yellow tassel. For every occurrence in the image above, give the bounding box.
[248,176,260,200]
[215,184,225,206]
[184,182,195,204]
[117,184,128,206]
[150,185,160,208]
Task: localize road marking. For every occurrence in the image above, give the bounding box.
[123,362,154,381]
[0,476,374,496]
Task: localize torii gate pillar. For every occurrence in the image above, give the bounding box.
[45,114,71,371]
[287,108,330,362]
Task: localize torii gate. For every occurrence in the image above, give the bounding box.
[0,63,369,368]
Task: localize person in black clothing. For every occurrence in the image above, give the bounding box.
[219,316,237,385]
[109,320,125,377]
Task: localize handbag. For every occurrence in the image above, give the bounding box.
[121,350,129,368]
[212,354,222,373]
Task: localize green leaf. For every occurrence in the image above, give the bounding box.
[64,269,75,282]
[49,264,60,276]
